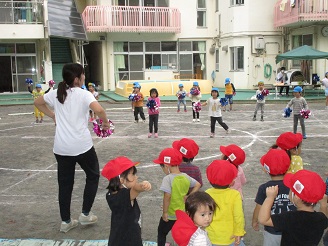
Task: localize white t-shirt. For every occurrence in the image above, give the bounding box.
[322,77,328,89]
[206,97,222,117]
[44,87,96,156]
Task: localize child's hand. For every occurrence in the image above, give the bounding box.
[141,181,151,191]
[266,185,278,200]
[162,212,168,222]
[230,235,242,245]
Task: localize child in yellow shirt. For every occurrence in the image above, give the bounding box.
[28,83,50,123]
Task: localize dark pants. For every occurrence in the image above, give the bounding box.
[210,116,229,133]
[293,114,306,136]
[279,85,289,95]
[192,102,199,119]
[54,147,100,221]
[157,217,176,246]
[149,114,159,133]
[134,107,145,121]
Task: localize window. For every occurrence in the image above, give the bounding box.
[215,49,219,72]
[292,34,313,66]
[197,0,206,27]
[231,0,244,6]
[230,46,244,71]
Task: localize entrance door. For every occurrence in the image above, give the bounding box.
[0,56,13,92]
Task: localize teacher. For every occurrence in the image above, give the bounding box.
[34,63,110,233]
[276,66,290,96]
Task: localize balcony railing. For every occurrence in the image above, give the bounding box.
[0,1,44,24]
[82,5,181,33]
[274,0,328,28]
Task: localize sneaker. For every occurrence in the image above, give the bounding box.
[134,120,138,123]
[154,133,158,138]
[148,133,152,138]
[39,119,43,123]
[210,133,214,138]
[253,116,256,121]
[177,109,180,112]
[79,212,98,225]
[197,119,200,122]
[303,135,307,139]
[184,109,187,112]
[60,219,78,233]
[35,119,39,123]
[260,116,264,122]
[226,129,231,134]
[192,119,196,123]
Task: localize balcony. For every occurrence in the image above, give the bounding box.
[82,5,181,33]
[0,1,44,24]
[274,0,328,28]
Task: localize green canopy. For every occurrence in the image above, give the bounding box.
[275,45,328,64]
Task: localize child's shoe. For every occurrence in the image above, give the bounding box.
[134,120,138,123]
[210,133,214,138]
[192,119,196,123]
[226,129,231,134]
[35,119,39,123]
[79,212,98,225]
[303,135,307,139]
[154,133,158,138]
[148,133,152,138]
[184,109,187,112]
[260,116,264,121]
[197,119,200,122]
[177,109,180,112]
[60,219,78,233]
[39,119,43,123]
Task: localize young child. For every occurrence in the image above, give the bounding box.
[286,86,308,139]
[28,83,50,123]
[258,170,328,246]
[176,83,187,112]
[88,82,99,121]
[201,87,230,138]
[188,81,202,122]
[276,131,304,174]
[172,138,203,189]
[252,148,296,246]
[153,148,202,246]
[147,88,161,138]
[253,81,267,121]
[172,191,216,246]
[220,144,246,199]
[101,156,152,246]
[132,83,146,123]
[321,72,328,110]
[205,160,246,246]
[224,78,236,112]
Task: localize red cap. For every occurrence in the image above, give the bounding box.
[172,138,199,158]
[172,210,197,246]
[260,149,290,175]
[276,132,303,150]
[283,170,326,203]
[101,156,139,180]
[153,148,183,165]
[220,144,246,166]
[206,160,237,186]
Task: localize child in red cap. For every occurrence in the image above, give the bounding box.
[172,191,216,246]
[101,156,152,246]
[172,138,203,190]
[220,144,246,199]
[252,149,296,246]
[205,160,246,246]
[258,170,328,246]
[153,148,201,246]
[275,131,304,174]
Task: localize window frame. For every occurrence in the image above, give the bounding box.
[197,0,206,27]
[230,46,244,71]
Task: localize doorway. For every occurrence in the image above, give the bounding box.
[0,56,13,92]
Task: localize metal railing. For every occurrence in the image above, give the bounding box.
[82,5,181,33]
[274,0,328,28]
[0,1,44,24]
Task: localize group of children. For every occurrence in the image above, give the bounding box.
[100,131,327,246]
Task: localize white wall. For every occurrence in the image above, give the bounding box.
[1,25,44,39]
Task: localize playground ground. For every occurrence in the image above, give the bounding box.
[0,100,327,246]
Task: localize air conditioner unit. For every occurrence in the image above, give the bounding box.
[255,37,265,50]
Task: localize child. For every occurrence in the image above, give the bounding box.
[220,144,246,199]
[276,131,304,174]
[321,72,328,109]
[132,83,146,123]
[201,87,230,138]
[224,78,236,112]
[172,138,203,189]
[147,88,161,138]
[176,83,187,112]
[252,148,296,246]
[188,81,202,122]
[88,82,99,121]
[205,160,246,246]
[253,81,267,121]
[172,191,216,246]
[258,170,328,246]
[286,86,308,139]
[101,156,152,246]
[153,148,202,246]
[28,83,50,123]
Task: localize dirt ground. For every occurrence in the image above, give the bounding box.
[0,101,327,246]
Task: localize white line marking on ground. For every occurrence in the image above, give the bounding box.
[8,112,33,116]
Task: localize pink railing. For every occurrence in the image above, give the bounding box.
[274,0,328,28]
[82,5,181,33]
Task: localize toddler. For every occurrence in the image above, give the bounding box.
[28,83,50,123]
[132,83,146,123]
[253,81,267,121]
[88,82,99,121]
[147,88,161,138]
[176,83,187,112]
[224,78,236,112]
[188,81,202,122]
